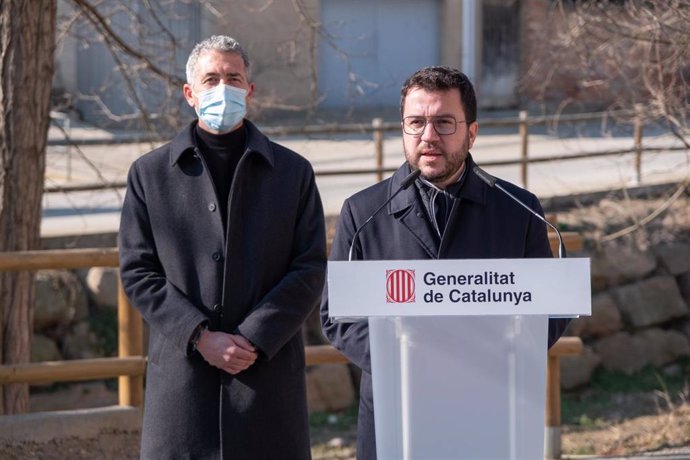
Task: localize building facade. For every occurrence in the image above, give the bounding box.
[54,0,625,129]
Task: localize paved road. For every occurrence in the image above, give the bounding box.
[42,118,689,238]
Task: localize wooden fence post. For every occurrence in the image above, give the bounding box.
[545,354,562,458]
[519,110,529,188]
[117,276,144,407]
[373,118,384,182]
[545,337,583,458]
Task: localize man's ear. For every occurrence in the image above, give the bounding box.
[245,82,256,103]
[183,84,195,108]
[467,121,479,149]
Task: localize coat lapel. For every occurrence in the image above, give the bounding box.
[387,155,488,260]
[167,123,225,236]
[437,154,488,257]
[387,165,438,259]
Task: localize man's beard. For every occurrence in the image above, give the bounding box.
[405,138,469,186]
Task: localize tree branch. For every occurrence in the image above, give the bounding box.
[68,0,184,87]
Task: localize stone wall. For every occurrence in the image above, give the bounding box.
[32,267,120,364]
[558,192,690,390]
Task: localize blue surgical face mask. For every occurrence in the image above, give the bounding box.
[194,83,247,133]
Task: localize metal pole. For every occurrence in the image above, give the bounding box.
[519,110,529,188]
[633,103,644,184]
[65,118,72,181]
[373,118,384,182]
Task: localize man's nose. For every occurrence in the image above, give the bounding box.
[420,120,440,142]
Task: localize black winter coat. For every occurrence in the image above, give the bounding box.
[119,120,326,459]
[320,155,569,460]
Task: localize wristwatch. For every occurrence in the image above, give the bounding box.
[189,323,208,353]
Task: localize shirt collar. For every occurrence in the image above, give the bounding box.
[169,120,275,168]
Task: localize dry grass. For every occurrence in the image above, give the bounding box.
[562,402,690,457]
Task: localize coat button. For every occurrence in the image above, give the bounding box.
[212,252,222,262]
[212,303,221,312]
[208,202,216,212]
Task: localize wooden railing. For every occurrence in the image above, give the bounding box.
[45,109,686,194]
[0,248,145,406]
[0,232,582,457]
[0,248,353,406]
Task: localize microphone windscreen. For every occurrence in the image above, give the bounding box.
[473,166,497,187]
[400,169,422,189]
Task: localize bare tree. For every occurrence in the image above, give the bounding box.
[53,0,376,132]
[54,0,320,133]
[57,0,190,135]
[0,0,57,414]
[568,1,685,137]
[523,0,689,240]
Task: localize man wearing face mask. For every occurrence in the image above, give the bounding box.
[119,35,326,459]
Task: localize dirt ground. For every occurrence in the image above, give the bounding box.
[2,386,690,459]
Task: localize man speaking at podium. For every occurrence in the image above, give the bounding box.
[320,66,570,459]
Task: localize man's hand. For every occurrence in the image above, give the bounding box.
[196,330,258,375]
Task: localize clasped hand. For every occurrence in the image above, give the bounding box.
[196,330,258,375]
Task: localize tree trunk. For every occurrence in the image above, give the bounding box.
[0,0,56,415]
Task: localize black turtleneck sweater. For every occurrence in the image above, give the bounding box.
[194,123,247,230]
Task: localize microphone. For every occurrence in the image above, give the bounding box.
[473,166,567,258]
[348,169,422,261]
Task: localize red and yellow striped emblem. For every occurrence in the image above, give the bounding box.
[386,269,416,303]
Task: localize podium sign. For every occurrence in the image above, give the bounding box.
[329,258,590,319]
[328,258,590,460]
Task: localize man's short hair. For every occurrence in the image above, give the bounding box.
[400,66,477,124]
[185,35,251,84]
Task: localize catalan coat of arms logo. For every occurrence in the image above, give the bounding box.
[386,269,416,303]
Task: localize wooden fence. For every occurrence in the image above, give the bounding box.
[45,109,686,194]
[0,234,582,401]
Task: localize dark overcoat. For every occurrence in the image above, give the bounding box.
[119,120,326,459]
[320,154,570,460]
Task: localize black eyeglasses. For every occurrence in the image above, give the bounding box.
[402,116,466,136]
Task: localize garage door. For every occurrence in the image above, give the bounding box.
[318,0,440,110]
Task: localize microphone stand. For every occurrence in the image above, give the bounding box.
[348,169,421,261]
[473,166,567,258]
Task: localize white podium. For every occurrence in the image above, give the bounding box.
[328,258,591,460]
